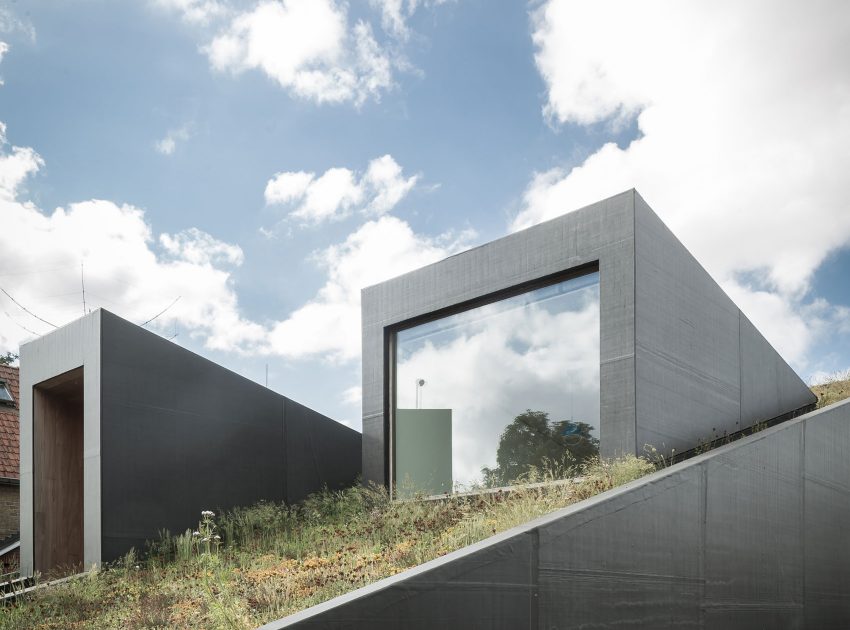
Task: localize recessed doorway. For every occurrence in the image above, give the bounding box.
[34,367,84,575]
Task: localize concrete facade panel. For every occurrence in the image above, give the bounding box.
[634,194,741,455]
[703,608,803,630]
[265,399,850,629]
[361,190,637,485]
[740,314,818,425]
[19,311,102,575]
[364,190,814,484]
[21,309,360,572]
[804,403,850,626]
[100,311,288,562]
[284,397,361,504]
[703,426,803,606]
[538,468,703,628]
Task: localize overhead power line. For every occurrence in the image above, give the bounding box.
[0,287,58,328]
[4,311,40,336]
[140,296,181,327]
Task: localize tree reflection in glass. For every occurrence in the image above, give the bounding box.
[394,271,600,493]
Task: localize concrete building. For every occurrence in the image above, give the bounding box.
[254,190,848,628]
[19,309,361,577]
[361,189,816,495]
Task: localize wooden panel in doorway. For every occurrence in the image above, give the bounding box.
[34,367,84,575]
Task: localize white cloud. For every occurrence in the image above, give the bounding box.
[154,125,191,155]
[362,154,418,215]
[0,116,470,369]
[396,289,600,487]
[154,0,228,25]
[159,227,244,266]
[809,368,850,387]
[205,0,393,105]
[267,216,475,362]
[517,0,850,370]
[0,123,265,356]
[0,9,36,42]
[293,167,363,223]
[369,0,454,40]
[371,0,409,40]
[0,121,44,201]
[342,384,362,406]
[265,154,418,225]
[264,170,314,205]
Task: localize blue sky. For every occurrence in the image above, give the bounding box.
[1,0,849,429]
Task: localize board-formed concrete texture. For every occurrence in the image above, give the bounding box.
[259,398,850,629]
[19,309,361,575]
[360,189,816,487]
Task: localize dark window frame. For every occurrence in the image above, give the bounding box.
[383,260,601,495]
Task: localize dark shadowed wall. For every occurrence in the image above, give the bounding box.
[99,311,360,562]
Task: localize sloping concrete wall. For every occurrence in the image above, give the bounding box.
[633,194,816,455]
[99,310,361,562]
[260,398,850,629]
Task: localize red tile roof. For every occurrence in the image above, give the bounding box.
[0,365,19,481]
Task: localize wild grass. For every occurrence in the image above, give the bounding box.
[0,455,654,630]
[811,371,850,409]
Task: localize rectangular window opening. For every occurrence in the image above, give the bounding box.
[391,269,601,498]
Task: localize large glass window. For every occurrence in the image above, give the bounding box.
[393,271,600,497]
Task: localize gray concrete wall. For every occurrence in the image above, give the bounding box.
[260,398,850,630]
[20,309,361,571]
[99,310,361,562]
[19,311,102,576]
[633,194,816,455]
[283,397,362,505]
[361,190,638,486]
[362,190,816,485]
[739,312,815,428]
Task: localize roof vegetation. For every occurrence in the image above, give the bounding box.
[1,456,653,629]
[2,379,849,629]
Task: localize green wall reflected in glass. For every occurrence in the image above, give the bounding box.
[394,271,601,494]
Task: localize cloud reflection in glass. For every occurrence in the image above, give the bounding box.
[394,271,601,493]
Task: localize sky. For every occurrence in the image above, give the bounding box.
[1,0,849,430]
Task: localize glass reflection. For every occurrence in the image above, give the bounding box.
[394,271,600,496]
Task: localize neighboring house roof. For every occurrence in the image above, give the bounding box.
[0,365,19,481]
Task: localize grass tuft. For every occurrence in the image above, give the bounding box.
[811,372,850,409]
